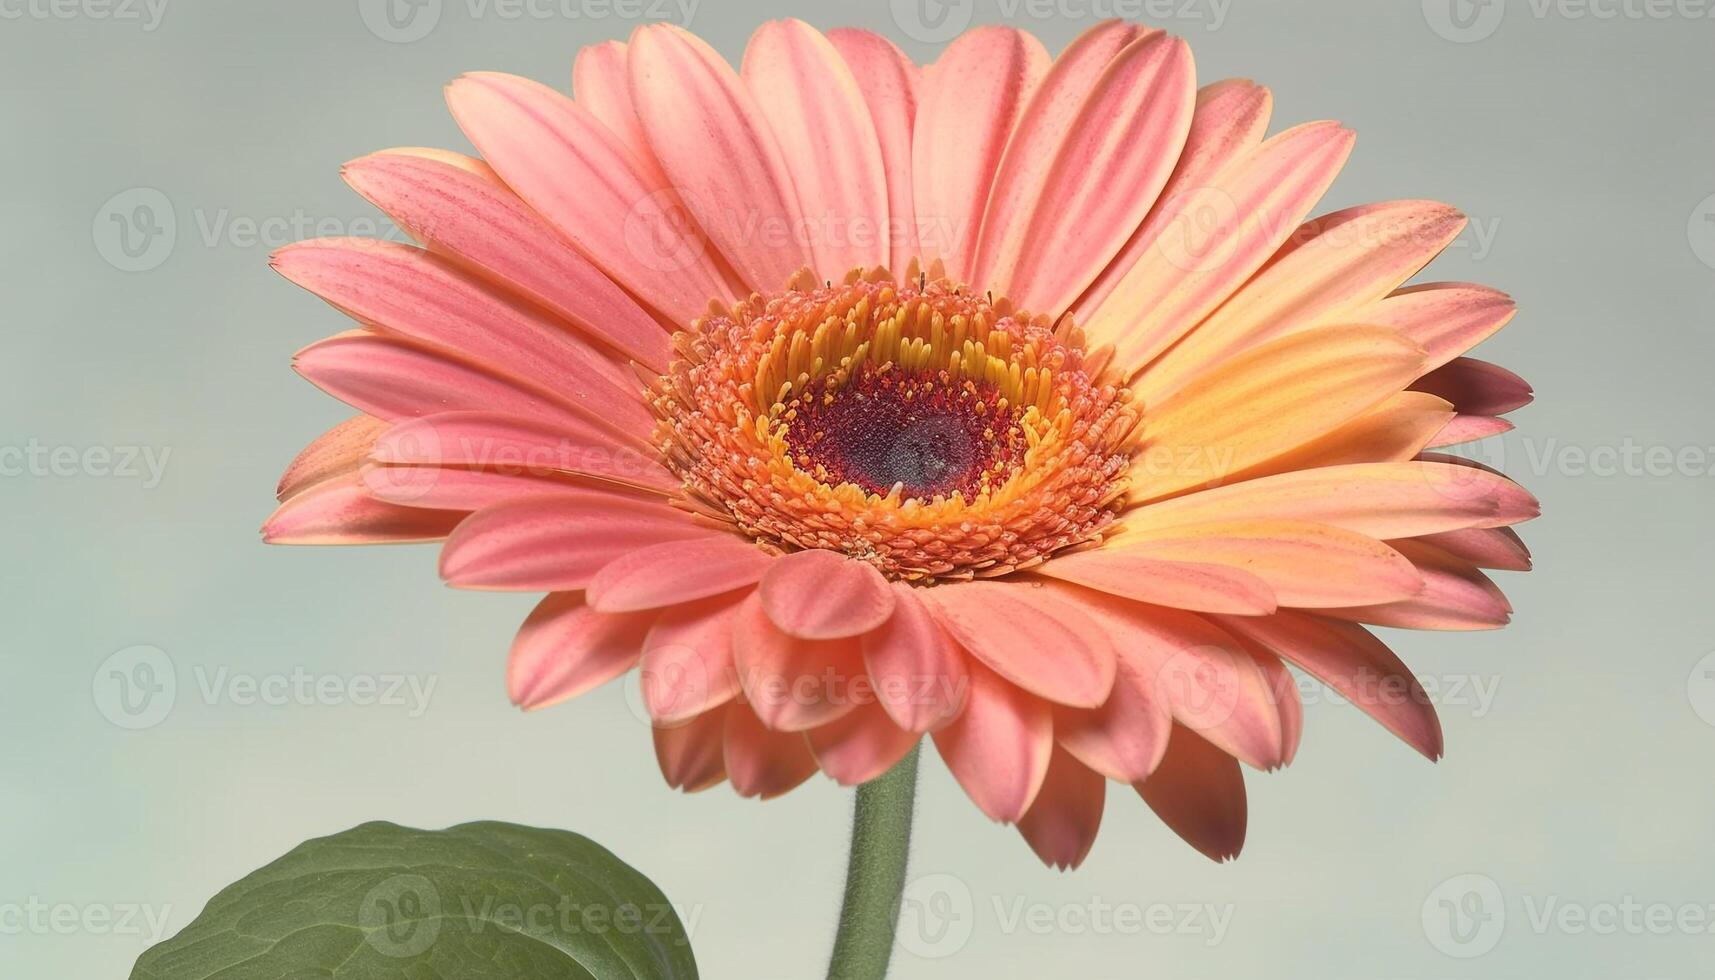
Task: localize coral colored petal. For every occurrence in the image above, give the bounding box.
[1084,121,1354,368]
[923,580,1117,708]
[1359,282,1517,372]
[1109,519,1424,609]
[292,331,601,431]
[1429,414,1514,447]
[1136,725,1247,862]
[1324,539,1512,631]
[1218,611,1444,760]
[932,665,1053,823]
[724,704,818,799]
[1129,326,1426,502]
[1411,357,1534,417]
[573,41,658,176]
[276,415,389,501]
[806,702,921,787]
[1243,391,1454,476]
[977,27,1197,315]
[1413,526,1533,571]
[630,23,810,292]
[361,463,590,511]
[1033,551,1278,616]
[372,412,676,492]
[826,28,921,273]
[506,592,655,710]
[654,706,728,792]
[911,26,1049,281]
[1125,460,1541,540]
[759,549,895,640]
[439,493,716,591]
[861,583,969,733]
[341,150,671,373]
[640,594,747,726]
[587,535,775,613]
[273,239,650,437]
[1138,201,1467,404]
[1078,78,1272,316]
[1054,629,1173,783]
[261,473,464,545]
[732,592,865,732]
[1017,746,1106,870]
[445,71,734,324]
[743,19,889,276]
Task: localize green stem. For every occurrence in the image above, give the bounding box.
[826,742,921,980]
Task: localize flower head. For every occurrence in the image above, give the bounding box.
[266,18,1537,869]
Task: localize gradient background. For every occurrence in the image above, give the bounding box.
[4,1,1714,977]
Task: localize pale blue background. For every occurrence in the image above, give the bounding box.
[3,1,1714,977]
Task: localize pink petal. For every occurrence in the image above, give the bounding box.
[640,594,747,725]
[742,19,889,276]
[361,463,589,511]
[975,26,1196,315]
[573,41,659,177]
[1412,526,1532,571]
[1358,281,1517,372]
[1248,646,1303,767]
[1033,551,1277,616]
[860,582,969,733]
[911,26,1049,281]
[932,664,1053,822]
[273,240,650,438]
[293,332,599,431]
[445,71,735,324]
[806,702,921,787]
[261,472,463,545]
[654,706,728,792]
[1126,460,1541,540]
[506,592,655,710]
[1217,611,1443,760]
[629,23,810,292]
[759,549,895,640]
[1138,200,1467,404]
[1078,78,1272,316]
[1054,629,1174,783]
[372,412,676,493]
[438,493,715,591]
[826,28,921,273]
[724,703,818,799]
[586,535,775,613]
[732,592,865,732]
[276,415,389,500]
[1109,520,1424,609]
[1017,746,1106,870]
[1083,121,1354,369]
[923,580,1117,708]
[1323,539,1512,631]
[341,150,671,373]
[1411,357,1534,416]
[1135,724,1247,862]
[1429,414,1514,447]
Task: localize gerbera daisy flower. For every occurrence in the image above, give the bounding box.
[265,18,1536,873]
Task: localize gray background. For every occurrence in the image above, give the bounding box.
[4,0,1714,977]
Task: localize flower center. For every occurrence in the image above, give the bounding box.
[651,264,1140,582]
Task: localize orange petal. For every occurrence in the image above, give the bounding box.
[1033,551,1277,616]
[732,592,865,732]
[932,664,1053,823]
[640,593,747,725]
[806,702,921,787]
[438,493,714,591]
[759,549,895,640]
[1017,746,1106,870]
[860,583,969,733]
[724,703,818,799]
[507,592,654,711]
[585,536,774,612]
[923,580,1117,708]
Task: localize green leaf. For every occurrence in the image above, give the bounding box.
[130,820,698,980]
